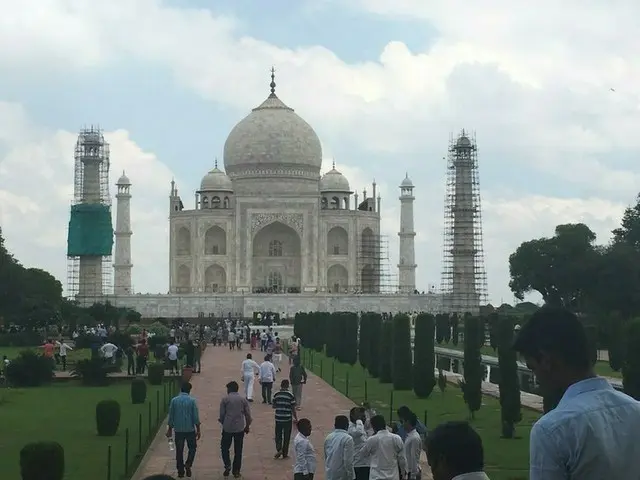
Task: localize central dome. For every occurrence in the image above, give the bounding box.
[223,79,322,181]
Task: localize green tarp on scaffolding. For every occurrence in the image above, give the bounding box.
[67,204,114,256]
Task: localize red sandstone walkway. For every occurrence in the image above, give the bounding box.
[133,346,432,479]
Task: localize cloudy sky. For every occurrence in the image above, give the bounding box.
[0,0,638,304]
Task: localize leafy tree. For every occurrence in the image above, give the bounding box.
[378,320,393,383]
[613,194,640,249]
[460,314,483,419]
[413,313,436,398]
[368,313,382,378]
[391,314,413,390]
[508,223,598,308]
[623,319,640,400]
[495,314,521,438]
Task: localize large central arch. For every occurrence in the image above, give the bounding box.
[252,221,302,293]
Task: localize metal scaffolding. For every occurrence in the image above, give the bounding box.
[356,232,397,294]
[440,130,488,314]
[67,126,114,298]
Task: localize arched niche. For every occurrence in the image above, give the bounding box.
[331,196,340,209]
[360,264,376,294]
[252,221,301,293]
[176,264,191,292]
[204,226,226,255]
[327,264,348,293]
[176,227,191,255]
[204,264,226,293]
[212,196,221,209]
[360,227,377,258]
[327,226,348,256]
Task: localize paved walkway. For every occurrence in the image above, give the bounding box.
[133,346,431,479]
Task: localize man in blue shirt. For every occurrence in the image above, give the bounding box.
[166,382,201,478]
[514,306,640,480]
[394,405,427,443]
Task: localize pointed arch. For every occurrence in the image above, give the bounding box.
[204,226,226,255]
[327,226,348,256]
[176,227,191,255]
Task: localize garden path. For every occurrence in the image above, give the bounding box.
[133,346,433,479]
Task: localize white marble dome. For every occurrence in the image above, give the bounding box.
[223,91,323,180]
[401,173,413,187]
[116,171,131,185]
[200,166,233,192]
[320,164,351,192]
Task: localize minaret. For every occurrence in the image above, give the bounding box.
[398,173,417,293]
[114,171,133,294]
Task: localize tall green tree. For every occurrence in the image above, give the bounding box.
[359,313,370,369]
[623,319,640,400]
[391,314,413,390]
[460,314,483,419]
[495,314,521,438]
[413,313,436,398]
[378,320,393,383]
[343,312,359,365]
[613,194,640,249]
[368,313,382,378]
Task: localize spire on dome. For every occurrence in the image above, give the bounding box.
[332,159,336,170]
[270,66,276,96]
[215,157,218,169]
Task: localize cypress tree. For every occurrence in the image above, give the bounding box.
[378,320,393,383]
[368,313,382,377]
[413,313,436,398]
[359,313,370,369]
[325,313,337,359]
[496,314,521,438]
[443,315,452,343]
[391,314,413,390]
[343,312,359,366]
[608,312,626,372]
[461,313,483,419]
[451,314,459,346]
[623,319,640,400]
[435,314,445,344]
[294,312,304,339]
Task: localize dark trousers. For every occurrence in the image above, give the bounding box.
[261,340,266,351]
[60,355,67,371]
[126,355,135,375]
[294,474,314,480]
[136,355,147,374]
[221,431,245,473]
[174,431,197,474]
[354,467,370,480]
[261,382,273,403]
[169,359,178,372]
[275,420,293,454]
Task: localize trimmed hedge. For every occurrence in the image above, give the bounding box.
[131,378,147,404]
[96,400,121,436]
[378,320,393,384]
[391,314,413,390]
[413,313,436,398]
[148,362,165,386]
[20,441,65,480]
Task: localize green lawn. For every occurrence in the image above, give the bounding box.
[0,380,176,480]
[0,346,91,370]
[301,349,537,480]
[438,341,622,379]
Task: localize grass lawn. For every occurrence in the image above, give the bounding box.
[0,346,91,366]
[438,341,622,379]
[0,380,176,480]
[302,349,538,480]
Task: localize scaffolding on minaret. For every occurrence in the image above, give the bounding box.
[66,126,114,300]
[440,130,488,314]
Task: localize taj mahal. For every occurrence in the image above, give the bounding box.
[69,72,446,319]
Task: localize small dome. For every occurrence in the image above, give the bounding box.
[400,173,413,187]
[116,171,131,185]
[320,164,351,192]
[200,166,233,192]
[456,135,472,148]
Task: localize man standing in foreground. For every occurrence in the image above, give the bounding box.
[426,421,489,480]
[360,415,406,480]
[240,353,260,402]
[513,306,640,479]
[166,382,201,478]
[403,413,423,480]
[219,381,252,478]
[293,418,317,480]
[272,379,298,459]
[324,415,355,480]
[259,354,276,404]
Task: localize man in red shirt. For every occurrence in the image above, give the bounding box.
[136,339,149,374]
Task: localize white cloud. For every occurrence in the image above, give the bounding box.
[0,1,638,302]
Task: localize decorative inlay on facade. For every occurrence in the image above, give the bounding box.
[251,212,304,235]
[228,167,320,180]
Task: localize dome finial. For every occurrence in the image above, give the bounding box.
[215,157,218,169]
[270,66,276,95]
[332,159,336,170]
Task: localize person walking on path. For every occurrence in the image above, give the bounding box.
[272,338,283,372]
[166,382,201,478]
[240,353,260,402]
[219,380,252,478]
[259,354,276,404]
[348,407,370,480]
[273,379,298,459]
[324,415,355,480]
[361,415,407,480]
[289,355,307,409]
[293,418,317,480]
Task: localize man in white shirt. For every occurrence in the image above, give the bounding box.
[324,415,355,480]
[258,354,277,404]
[294,418,317,480]
[348,407,369,480]
[425,421,489,480]
[228,330,236,350]
[361,414,407,480]
[56,338,73,371]
[100,342,118,363]
[240,353,260,402]
[167,341,180,374]
[403,413,423,480]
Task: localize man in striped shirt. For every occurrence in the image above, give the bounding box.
[166,382,201,478]
[272,379,298,459]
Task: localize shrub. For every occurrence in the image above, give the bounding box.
[496,314,521,438]
[5,350,54,387]
[125,324,143,335]
[20,441,65,480]
[72,358,110,386]
[131,378,147,404]
[413,313,436,398]
[461,314,483,419]
[149,335,169,349]
[73,334,102,349]
[107,331,134,349]
[378,321,393,383]
[148,362,165,386]
[391,314,413,390]
[148,322,170,337]
[367,313,382,378]
[95,399,121,436]
[0,331,43,347]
